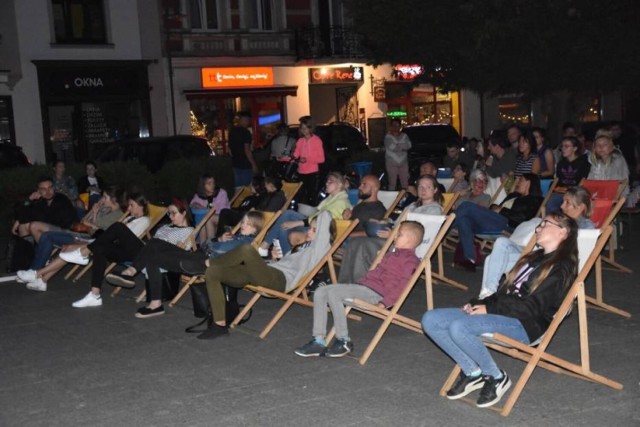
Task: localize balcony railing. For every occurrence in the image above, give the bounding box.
[294,26,365,60]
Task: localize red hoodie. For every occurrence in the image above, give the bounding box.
[358,248,420,307]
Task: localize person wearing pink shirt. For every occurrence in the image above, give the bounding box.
[293,115,325,205]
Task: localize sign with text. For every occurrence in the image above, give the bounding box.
[394,64,424,80]
[201,67,274,88]
[309,66,363,84]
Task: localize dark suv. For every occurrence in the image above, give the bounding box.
[403,124,460,172]
[96,135,213,172]
[0,143,30,169]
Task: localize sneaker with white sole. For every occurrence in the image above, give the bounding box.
[17,269,37,283]
[325,338,353,358]
[60,248,90,265]
[476,370,512,408]
[26,277,47,292]
[72,292,102,308]
[446,371,485,400]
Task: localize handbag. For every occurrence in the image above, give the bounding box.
[185,283,252,333]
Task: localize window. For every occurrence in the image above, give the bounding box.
[245,0,273,30]
[190,0,219,30]
[0,97,16,144]
[51,0,107,44]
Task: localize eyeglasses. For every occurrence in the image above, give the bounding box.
[536,219,563,230]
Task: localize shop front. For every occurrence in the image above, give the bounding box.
[185,67,297,153]
[34,60,152,163]
[307,65,364,128]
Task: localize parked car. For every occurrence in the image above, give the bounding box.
[0,143,30,169]
[403,123,460,175]
[96,135,213,172]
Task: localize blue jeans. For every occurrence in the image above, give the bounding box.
[480,237,522,298]
[31,231,77,269]
[545,193,564,215]
[454,201,508,262]
[264,209,306,254]
[233,168,254,187]
[422,308,530,378]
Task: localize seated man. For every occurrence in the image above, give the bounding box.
[294,220,424,358]
[12,176,77,243]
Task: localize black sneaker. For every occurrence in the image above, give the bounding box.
[135,305,165,318]
[446,371,485,400]
[476,370,512,408]
[106,272,136,289]
[294,339,327,357]
[325,338,353,358]
[196,323,229,340]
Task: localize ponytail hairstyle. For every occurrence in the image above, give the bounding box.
[502,212,578,295]
[415,174,444,206]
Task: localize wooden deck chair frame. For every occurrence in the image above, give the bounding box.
[536,177,559,217]
[229,219,360,338]
[168,209,283,307]
[431,193,467,290]
[127,207,219,302]
[377,189,406,219]
[487,177,507,205]
[230,186,253,209]
[281,181,303,208]
[67,203,167,284]
[439,225,623,416]
[324,213,456,365]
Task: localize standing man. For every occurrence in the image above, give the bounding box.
[229,111,258,186]
[384,118,412,190]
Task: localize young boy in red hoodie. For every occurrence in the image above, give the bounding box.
[295,220,425,358]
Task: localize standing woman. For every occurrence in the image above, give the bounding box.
[423,212,578,408]
[293,116,325,205]
[532,127,555,178]
[513,132,540,176]
[384,118,412,190]
[190,174,230,242]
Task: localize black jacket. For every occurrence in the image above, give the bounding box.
[16,193,77,229]
[498,193,543,228]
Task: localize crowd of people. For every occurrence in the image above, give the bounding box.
[8,117,632,411]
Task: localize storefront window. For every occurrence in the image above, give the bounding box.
[498,94,531,125]
[51,0,107,44]
[0,97,16,144]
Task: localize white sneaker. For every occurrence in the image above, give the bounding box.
[26,277,47,292]
[72,292,102,308]
[60,248,90,265]
[17,269,37,283]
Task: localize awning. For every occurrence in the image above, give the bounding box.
[184,85,298,99]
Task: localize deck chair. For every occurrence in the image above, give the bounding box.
[168,209,283,307]
[230,186,253,209]
[229,219,360,338]
[442,192,460,215]
[281,181,303,208]
[536,178,559,217]
[487,176,507,205]
[324,212,456,365]
[378,190,406,219]
[440,225,622,416]
[122,207,219,301]
[581,179,630,274]
[67,204,168,282]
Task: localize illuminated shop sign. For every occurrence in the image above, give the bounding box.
[309,66,364,83]
[201,67,274,88]
[386,111,408,117]
[394,64,424,80]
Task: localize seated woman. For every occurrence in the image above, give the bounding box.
[216,176,286,237]
[190,174,230,243]
[480,186,595,298]
[180,211,336,340]
[105,211,265,317]
[513,132,540,176]
[17,186,124,291]
[546,136,591,213]
[448,162,470,193]
[338,174,444,284]
[77,160,106,209]
[454,169,491,209]
[259,171,351,255]
[60,196,191,308]
[423,212,578,408]
[454,173,543,271]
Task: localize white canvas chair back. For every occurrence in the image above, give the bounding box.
[487,176,507,205]
[507,217,542,248]
[377,190,399,211]
[438,178,454,192]
[406,212,447,259]
[577,229,601,272]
